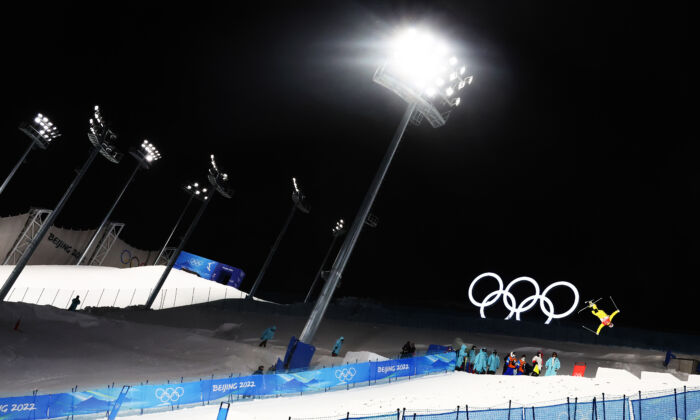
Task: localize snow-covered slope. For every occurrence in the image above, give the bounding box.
[0,265,251,310]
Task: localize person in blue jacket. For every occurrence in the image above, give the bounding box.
[259,326,276,347]
[545,352,561,376]
[473,348,488,374]
[456,344,468,371]
[332,336,344,357]
[466,345,477,372]
[487,350,500,374]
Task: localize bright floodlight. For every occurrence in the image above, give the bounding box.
[373,28,473,128]
[207,154,233,198]
[332,219,346,236]
[87,105,122,163]
[19,113,61,149]
[129,139,162,168]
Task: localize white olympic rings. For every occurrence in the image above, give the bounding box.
[468,272,579,324]
[155,387,185,403]
[334,367,357,382]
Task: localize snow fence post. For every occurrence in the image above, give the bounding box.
[684,386,687,420]
[621,395,625,420]
[21,287,29,302]
[191,287,195,305]
[396,408,400,419]
[346,412,349,420]
[638,391,641,420]
[601,393,606,420]
[129,289,136,306]
[674,389,678,420]
[466,405,470,420]
[112,289,120,307]
[507,400,511,420]
[50,289,60,306]
[592,397,596,420]
[531,406,536,420]
[455,406,459,420]
[96,289,105,307]
[36,287,45,304]
[573,397,578,420]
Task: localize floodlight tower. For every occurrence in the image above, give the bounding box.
[247,177,311,299]
[144,155,233,309]
[299,28,473,343]
[77,139,162,265]
[152,181,207,265]
[0,105,122,301]
[303,219,345,304]
[0,113,61,196]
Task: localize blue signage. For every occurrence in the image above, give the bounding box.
[173,251,245,288]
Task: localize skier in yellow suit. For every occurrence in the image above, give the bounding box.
[589,301,620,335]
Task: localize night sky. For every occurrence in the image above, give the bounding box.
[1,2,695,334]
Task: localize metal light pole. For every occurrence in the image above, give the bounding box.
[77,140,162,265]
[298,28,473,344]
[0,113,61,196]
[0,106,122,301]
[247,178,310,299]
[304,219,345,304]
[153,193,195,265]
[144,155,233,309]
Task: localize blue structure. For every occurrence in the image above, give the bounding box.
[173,251,245,288]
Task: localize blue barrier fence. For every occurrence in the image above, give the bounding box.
[0,352,455,419]
[291,387,700,420]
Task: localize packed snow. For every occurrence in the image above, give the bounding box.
[0,265,252,310]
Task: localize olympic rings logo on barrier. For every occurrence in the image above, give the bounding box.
[120,249,142,268]
[334,367,357,383]
[154,387,185,403]
[468,272,579,324]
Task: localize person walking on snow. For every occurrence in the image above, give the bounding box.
[259,326,276,347]
[456,344,468,371]
[531,351,544,376]
[68,295,80,311]
[332,337,344,357]
[473,348,488,374]
[545,352,560,376]
[504,352,518,375]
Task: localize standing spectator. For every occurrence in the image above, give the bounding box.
[531,351,544,376]
[504,352,518,375]
[253,365,264,375]
[259,326,276,347]
[502,353,509,374]
[456,344,468,371]
[545,352,560,376]
[331,337,344,357]
[517,355,527,375]
[68,295,81,311]
[400,341,416,358]
[473,348,488,374]
[487,350,500,374]
[467,345,477,373]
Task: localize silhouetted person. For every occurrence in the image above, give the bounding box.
[68,295,80,311]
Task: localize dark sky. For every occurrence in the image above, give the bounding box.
[1,2,695,333]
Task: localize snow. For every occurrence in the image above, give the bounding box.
[0,265,253,310]
[1,265,699,419]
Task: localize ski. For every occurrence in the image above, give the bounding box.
[582,325,598,335]
[578,298,602,313]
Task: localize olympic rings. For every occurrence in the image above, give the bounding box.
[120,249,142,267]
[154,387,185,403]
[468,272,579,324]
[334,367,357,382]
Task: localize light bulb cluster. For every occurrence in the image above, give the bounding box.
[32,113,60,143]
[185,181,209,200]
[87,105,121,163]
[332,219,346,235]
[387,28,472,107]
[140,139,162,162]
[292,177,300,194]
[207,154,233,199]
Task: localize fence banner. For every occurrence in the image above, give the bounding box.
[0,352,451,419]
[173,251,245,288]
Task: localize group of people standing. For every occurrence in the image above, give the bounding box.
[456,345,561,376]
